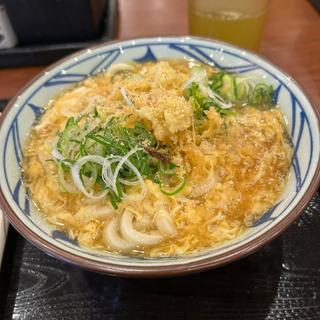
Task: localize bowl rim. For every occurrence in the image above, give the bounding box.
[0,36,320,277]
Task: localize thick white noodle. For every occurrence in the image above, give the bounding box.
[120,210,163,246]
[191,168,217,198]
[103,217,135,251]
[154,210,177,236]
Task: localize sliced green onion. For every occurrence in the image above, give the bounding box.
[53,113,181,206]
[248,83,274,106]
[160,176,186,196]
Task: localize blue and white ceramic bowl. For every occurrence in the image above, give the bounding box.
[0,37,319,277]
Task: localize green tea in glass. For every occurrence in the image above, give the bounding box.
[188,0,269,51]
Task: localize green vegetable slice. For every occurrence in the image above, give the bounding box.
[53,113,182,207]
[160,176,186,196]
[220,74,235,100]
[235,79,247,100]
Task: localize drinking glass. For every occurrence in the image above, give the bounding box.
[188,0,270,51]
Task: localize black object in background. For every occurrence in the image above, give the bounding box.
[309,0,320,12]
[0,98,8,110]
[3,0,107,44]
[0,0,117,68]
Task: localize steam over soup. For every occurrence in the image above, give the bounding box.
[23,60,293,257]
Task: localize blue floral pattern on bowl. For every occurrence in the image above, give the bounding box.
[0,37,319,274]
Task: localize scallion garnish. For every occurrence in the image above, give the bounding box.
[160,175,187,196]
[184,67,275,119]
[52,113,183,208]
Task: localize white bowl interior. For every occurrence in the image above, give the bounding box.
[0,37,319,267]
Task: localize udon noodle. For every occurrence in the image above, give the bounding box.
[23,60,292,257]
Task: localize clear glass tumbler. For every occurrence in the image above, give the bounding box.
[188,0,269,51]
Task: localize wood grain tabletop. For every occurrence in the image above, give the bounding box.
[0,0,319,106]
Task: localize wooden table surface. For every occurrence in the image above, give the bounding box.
[0,0,319,107]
